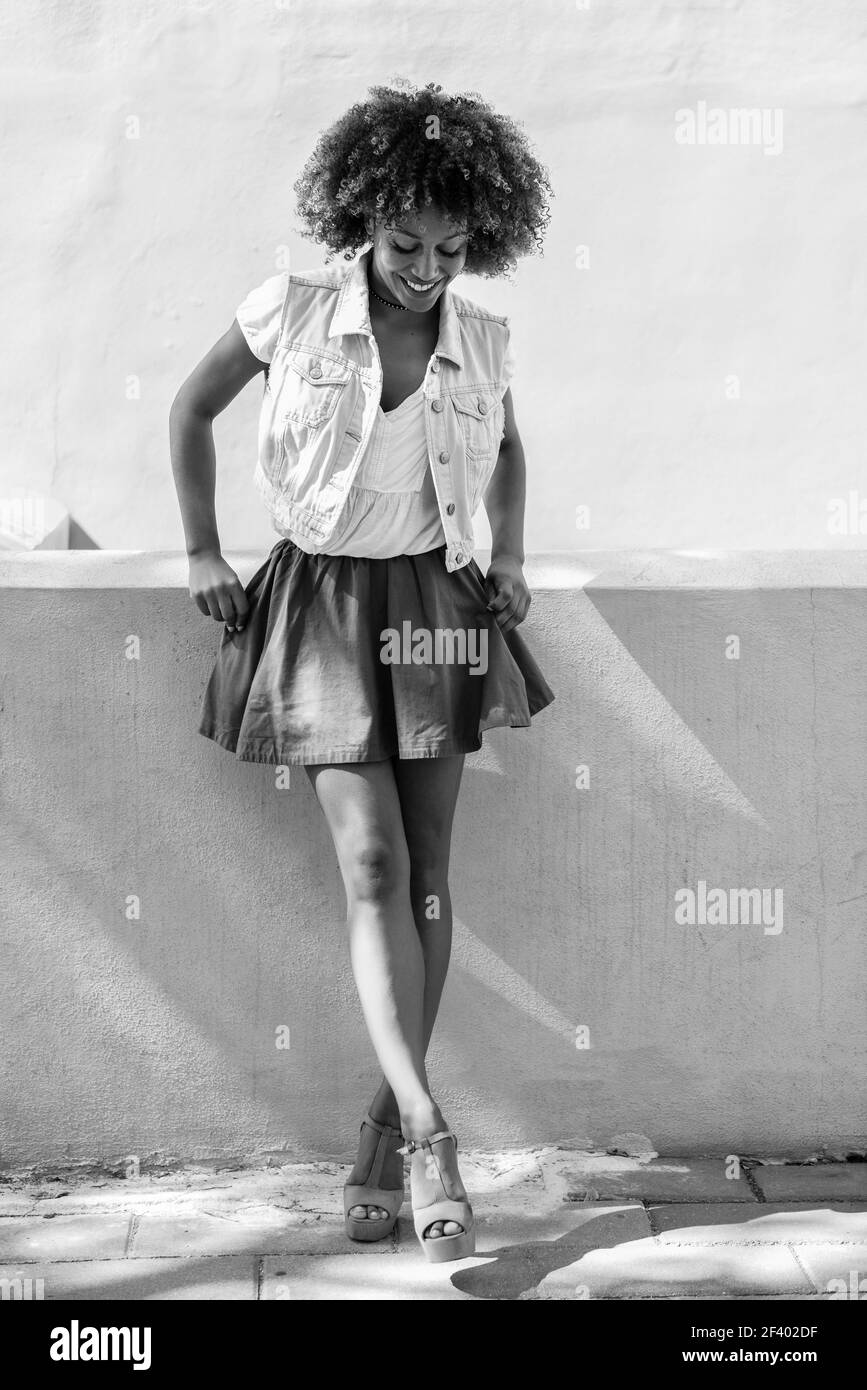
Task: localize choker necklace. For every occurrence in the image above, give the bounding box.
[369,286,409,312]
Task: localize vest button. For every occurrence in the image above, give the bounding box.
[446,503,455,515]
[477,399,487,414]
[438,451,450,464]
[309,364,322,379]
[455,551,464,564]
[431,399,443,413]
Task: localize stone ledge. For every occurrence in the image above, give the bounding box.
[2,548,866,590]
[752,1164,867,1202]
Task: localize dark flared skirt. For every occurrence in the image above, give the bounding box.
[198,540,555,765]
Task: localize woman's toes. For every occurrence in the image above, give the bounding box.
[425,1218,463,1240]
[367,1208,384,1220]
[349,1205,368,1219]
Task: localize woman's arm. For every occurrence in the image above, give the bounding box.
[169,320,264,629]
[485,389,525,564]
[482,389,531,633]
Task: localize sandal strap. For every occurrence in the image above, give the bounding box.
[361,1113,403,1139]
[397,1130,458,1157]
[356,1114,404,1189]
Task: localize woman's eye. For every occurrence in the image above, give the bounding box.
[389,240,465,257]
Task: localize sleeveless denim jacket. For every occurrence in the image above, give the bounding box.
[240,246,511,573]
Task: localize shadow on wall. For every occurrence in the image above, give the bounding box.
[2,572,865,1165]
[68,520,101,549]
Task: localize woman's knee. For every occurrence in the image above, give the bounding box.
[344,837,410,905]
[407,838,451,901]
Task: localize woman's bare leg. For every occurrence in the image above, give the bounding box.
[306,755,465,1234]
[307,758,440,1125]
[366,754,465,1130]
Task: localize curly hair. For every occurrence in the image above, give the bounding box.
[293,80,553,277]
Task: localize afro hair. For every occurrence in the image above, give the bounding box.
[293,79,552,277]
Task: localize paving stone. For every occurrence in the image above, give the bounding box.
[0,1196,39,1217]
[650,1204,867,1244]
[396,1203,652,1301]
[0,1215,130,1262]
[690,1294,825,1301]
[0,1164,347,1216]
[0,1258,257,1300]
[549,1155,757,1203]
[260,1253,476,1300]
[752,1165,867,1202]
[533,1239,812,1299]
[469,1200,650,1253]
[791,1245,867,1297]
[132,1212,393,1257]
[453,1150,546,1198]
[7,1157,862,1302]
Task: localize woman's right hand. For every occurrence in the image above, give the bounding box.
[188,550,250,632]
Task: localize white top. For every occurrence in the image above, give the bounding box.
[287,383,447,559]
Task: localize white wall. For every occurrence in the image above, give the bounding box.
[3,0,867,554]
[2,550,866,1166]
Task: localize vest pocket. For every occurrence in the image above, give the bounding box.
[452,391,500,464]
[281,353,352,427]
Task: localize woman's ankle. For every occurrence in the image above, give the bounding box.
[367,1083,401,1130]
[399,1098,447,1142]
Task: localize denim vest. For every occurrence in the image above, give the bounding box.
[251,247,510,572]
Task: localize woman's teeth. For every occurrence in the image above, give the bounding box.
[400,275,441,293]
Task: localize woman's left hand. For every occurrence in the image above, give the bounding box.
[484,555,531,634]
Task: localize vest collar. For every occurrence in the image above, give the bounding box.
[328,245,464,369]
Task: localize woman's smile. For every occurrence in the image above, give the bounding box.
[397,273,445,297]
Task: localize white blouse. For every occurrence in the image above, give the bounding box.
[236,271,516,559]
[288,384,446,559]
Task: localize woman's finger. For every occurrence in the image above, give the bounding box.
[215,588,238,625]
[487,591,513,617]
[495,589,531,633]
[228,580,250,629]
[493,598,518,629]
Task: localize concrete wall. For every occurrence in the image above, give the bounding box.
[3,1,867,554]
[2,550,865,1167]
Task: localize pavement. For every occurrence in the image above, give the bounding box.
[1,1151,866,1301]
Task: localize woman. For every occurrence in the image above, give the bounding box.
[169,80,554,1263]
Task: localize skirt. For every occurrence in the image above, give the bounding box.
[198,540,555,765]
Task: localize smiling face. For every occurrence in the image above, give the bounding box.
[368,204,468,313]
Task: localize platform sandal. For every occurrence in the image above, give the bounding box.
[344,1114,405,1242]
[397,1130,475,1263]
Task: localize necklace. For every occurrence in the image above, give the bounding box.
[369,287,409,312]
